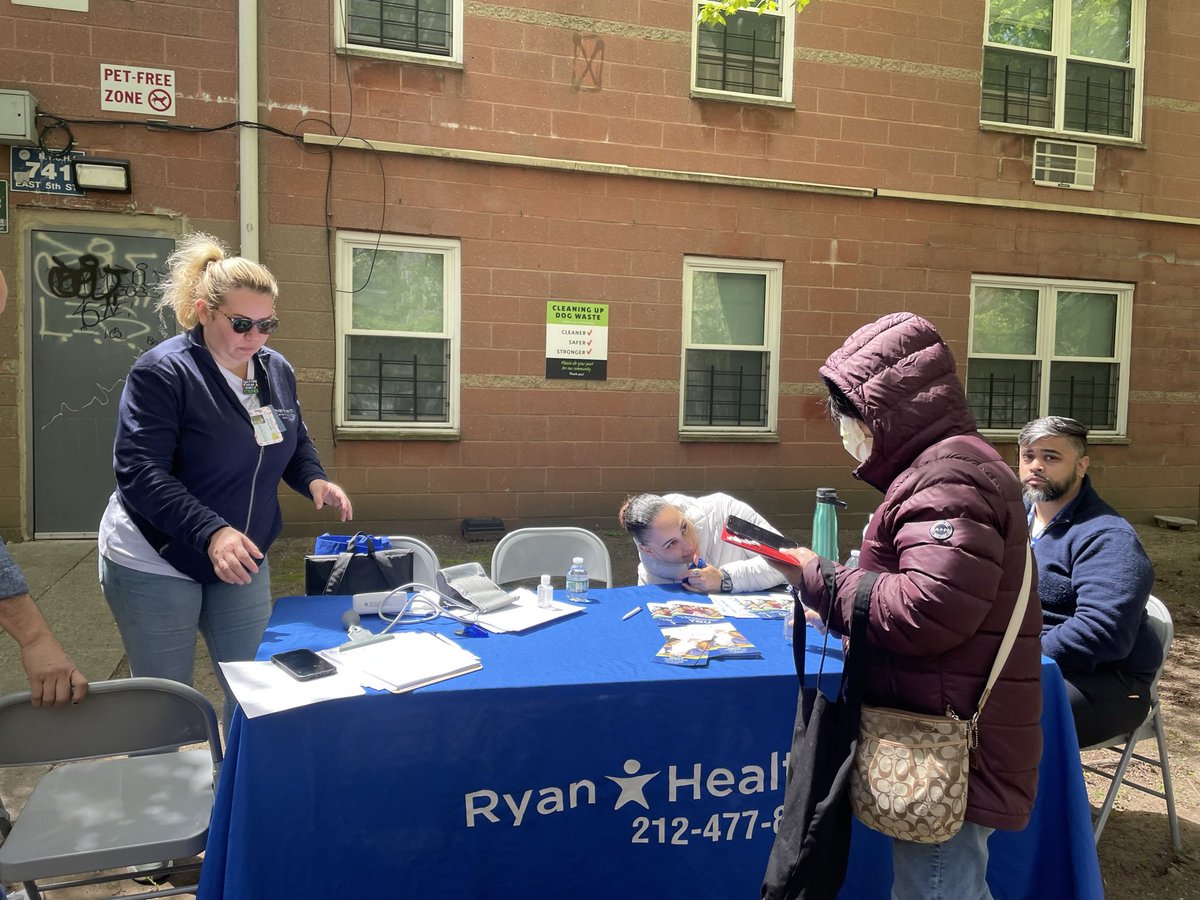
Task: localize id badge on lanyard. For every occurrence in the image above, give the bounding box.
[249,405,285,446]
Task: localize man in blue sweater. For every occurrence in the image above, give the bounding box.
[1019,416,1162,747]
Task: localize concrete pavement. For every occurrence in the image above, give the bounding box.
[1,540,126,698]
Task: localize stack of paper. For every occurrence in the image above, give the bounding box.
[323,632,482,693]
[654,622,761,667]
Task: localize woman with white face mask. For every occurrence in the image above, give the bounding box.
[768,312,1043,900]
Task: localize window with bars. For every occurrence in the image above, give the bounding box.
[967,276,1132,436]
[980,0,1143,140]
[692,2,793,102]
[338,0,462,63]
[335,232,460,433]
[680,257,781,435]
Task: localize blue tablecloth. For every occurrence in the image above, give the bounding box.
[198,584,1102,900]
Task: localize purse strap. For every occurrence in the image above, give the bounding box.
[842,568,879,709]
[972,543,1033,719]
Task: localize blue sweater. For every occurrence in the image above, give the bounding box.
[113,327,327,583]
[1031,475,1161,682]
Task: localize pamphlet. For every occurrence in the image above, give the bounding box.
[654,626,712,667]
[646,600,726,627]
[712,592,793,620]
[653,622,761,667]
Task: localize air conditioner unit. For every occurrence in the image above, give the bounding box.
[1033,139,1096,191]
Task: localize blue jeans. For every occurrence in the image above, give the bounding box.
[891,821,995,900]
[100,555,272,733]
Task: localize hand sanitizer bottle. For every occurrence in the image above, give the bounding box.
[537,573,553,609]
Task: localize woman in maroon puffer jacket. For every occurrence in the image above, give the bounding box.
[777,312,1042,900]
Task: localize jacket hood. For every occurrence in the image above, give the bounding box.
[820,312,978,491]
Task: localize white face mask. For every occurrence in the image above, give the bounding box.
[839,417,873,463]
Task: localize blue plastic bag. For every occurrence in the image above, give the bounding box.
[312,532,392,555]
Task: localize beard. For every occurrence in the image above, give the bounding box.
[1023,471,1079,505]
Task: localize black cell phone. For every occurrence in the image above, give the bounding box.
[271,648,337,681]
[722,514,801,565]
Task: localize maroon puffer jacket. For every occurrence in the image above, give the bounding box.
[797,312,1042,832]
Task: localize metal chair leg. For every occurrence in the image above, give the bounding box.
[1151,705,1183,851]
[1091,734,1139,844]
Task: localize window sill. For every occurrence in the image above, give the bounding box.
[690,90,795,111]
[335,427,461,442]
[984,431,1130,446]
[979,122,1144,150]
[335,45,463,70]
[679,431,779,443]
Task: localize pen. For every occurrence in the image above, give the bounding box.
[622,606,643,621]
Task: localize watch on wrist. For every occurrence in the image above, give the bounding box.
[720,569,733,593]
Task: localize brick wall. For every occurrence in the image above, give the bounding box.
[1,1,1198,538]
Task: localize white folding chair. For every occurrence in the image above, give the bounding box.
[0,677,223,898]
[385,535,441,587]
[491,527,613,588]
[1082,595,1181,850]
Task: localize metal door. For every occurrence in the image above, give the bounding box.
[29,228,175,536]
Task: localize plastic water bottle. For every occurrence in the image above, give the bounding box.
[566,557,590,603]
[537,573,554,609]
[846,549,861,569]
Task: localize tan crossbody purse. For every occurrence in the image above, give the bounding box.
[850,545,1033,843]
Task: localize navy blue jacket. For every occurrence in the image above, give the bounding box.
[114,327,327,583]
[1031,475,1161,682]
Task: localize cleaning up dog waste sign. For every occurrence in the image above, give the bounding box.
[546,302,608,380]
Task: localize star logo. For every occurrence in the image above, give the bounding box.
[605,758,659,810]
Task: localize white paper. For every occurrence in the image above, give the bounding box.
[219,660,365,719]
[472,592,585,634]
[324,632,482,693]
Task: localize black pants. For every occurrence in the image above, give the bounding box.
[1061,665,1154,748]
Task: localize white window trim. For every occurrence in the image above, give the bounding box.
[334,0,464,67]
[968,274,1133,439]
[679,256,782,437]
[980,0,1146,142]
[690,2,795,105]
[334,231,461,435]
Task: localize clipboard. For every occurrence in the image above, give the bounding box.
[720,514,802,566]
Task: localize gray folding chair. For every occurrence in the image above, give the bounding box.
[491,527,613,588]
[385,535,441,587]
[0,677,223,898]
[1082,595,1182,850]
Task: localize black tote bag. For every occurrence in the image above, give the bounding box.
[761,564,879,900]
[304,538,414,595]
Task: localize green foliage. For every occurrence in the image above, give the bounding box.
[698,0,810,27]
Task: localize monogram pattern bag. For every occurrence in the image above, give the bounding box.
[850,545,1032,843]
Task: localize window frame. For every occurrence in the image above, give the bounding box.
[334,231,461,437]
[690,1,795,106]
[334,0,465,67]
[967,274,1134,439]
[679,256,782,438]
[980,0,1146,143]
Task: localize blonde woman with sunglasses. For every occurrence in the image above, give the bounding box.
[98,233,352,730]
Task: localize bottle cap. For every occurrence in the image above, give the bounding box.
[816,487,848,507]
[572,557,583,564]
[540,574,551,584]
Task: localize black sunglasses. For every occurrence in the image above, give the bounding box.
[221,311,280,335]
